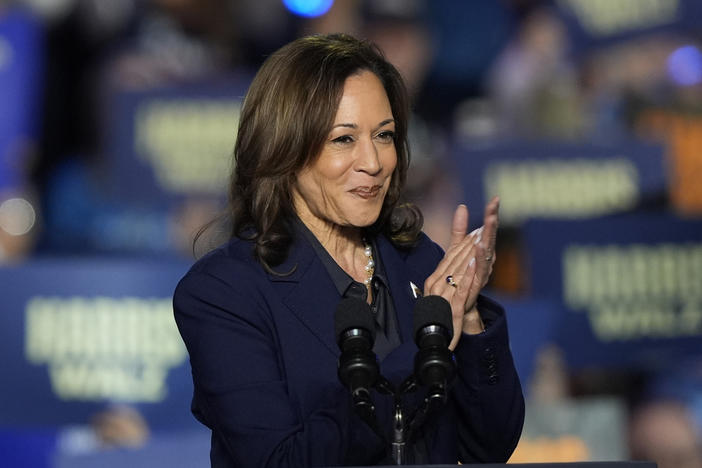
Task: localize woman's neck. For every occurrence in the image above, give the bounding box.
[305,217,361,257]
[297,213,367,282]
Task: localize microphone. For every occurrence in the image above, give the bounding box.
[335,298,386,444]
[412,296,456,403]
[335,297,380,402]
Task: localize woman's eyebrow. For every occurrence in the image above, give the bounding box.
[374,118,395,131]
[331,119,395,130]
[332,123,357,129]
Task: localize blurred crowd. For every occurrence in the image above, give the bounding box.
[1,0,701,466]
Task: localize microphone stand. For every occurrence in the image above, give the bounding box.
[388,372,453,465]
[388,375,417,464]
[403,382,448,450]
[344,362,454,465]
[350,386,387,443]
[347,375,411,465]
[391,397,405,464]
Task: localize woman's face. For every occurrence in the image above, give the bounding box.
[293,70,397,232]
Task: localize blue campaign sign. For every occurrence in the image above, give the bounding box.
[450,140,666,229]
[0,258,197,429]
[103,75,252,206]
[496,295,561,393]
[553,0,702,56]
[523,214,702,370]
[0,7,43,192]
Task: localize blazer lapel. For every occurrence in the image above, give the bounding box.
[268,235,342,357]
[376,235,427,344]
[268,233,434,355]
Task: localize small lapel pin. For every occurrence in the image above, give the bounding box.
[410,281,422,299]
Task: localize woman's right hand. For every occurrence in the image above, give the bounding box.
[423,197,500,350]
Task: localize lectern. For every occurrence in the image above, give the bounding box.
[339,463,656,468]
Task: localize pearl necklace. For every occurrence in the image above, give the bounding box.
[363,241,375,287]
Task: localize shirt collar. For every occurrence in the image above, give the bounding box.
[292,217,386,300]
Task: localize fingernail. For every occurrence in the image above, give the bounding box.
[469,257,475,267]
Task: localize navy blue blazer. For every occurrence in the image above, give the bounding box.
[173,231,524,467]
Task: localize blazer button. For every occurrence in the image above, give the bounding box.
[483,347,495,361]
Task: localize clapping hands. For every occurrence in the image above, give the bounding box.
[423,197,499,350]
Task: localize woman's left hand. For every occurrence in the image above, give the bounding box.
[423,197,499,350]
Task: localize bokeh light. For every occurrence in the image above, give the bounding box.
[0,198,36,236]
[282,0,334,18]
[667,45,702,86]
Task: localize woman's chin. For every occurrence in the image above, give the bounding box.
[346,211,382,229]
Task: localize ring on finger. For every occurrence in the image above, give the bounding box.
[446,275,457,288]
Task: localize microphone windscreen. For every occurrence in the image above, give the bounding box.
[413,295,453,341]
[334,297,376,341]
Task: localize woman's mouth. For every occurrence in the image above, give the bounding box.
[350,185,382,199]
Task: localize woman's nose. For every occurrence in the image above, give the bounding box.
[354,137,382,175]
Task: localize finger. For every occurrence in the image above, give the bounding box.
[467,243,492,304]
[448,259,478,351]
[427,240,476,304]
[448,204,469,250]
[450,255,476,308]
[426,203,478,293]
[429,249,475,299]
[425,238,476,293]
[470,226,483,246]
[481,196,500,256]
[425,234,473,290]
[442,239,476,283]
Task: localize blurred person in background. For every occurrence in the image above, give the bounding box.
[629,359,702,468]
[412,0,518,128]
[629,400,702,468]
[174,33,524,466]
[487,5,583,140]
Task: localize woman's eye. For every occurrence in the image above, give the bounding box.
[332,135,354,144]
[376,131,395,141]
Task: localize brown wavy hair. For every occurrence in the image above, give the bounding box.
[199,33,422,271]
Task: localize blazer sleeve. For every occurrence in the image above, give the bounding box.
[402,234,524,463]
[173,263,385,467]
[451,295,525,463]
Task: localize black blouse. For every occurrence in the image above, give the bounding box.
[294,220,401,360]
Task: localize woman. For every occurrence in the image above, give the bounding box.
[174,33,524,466]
